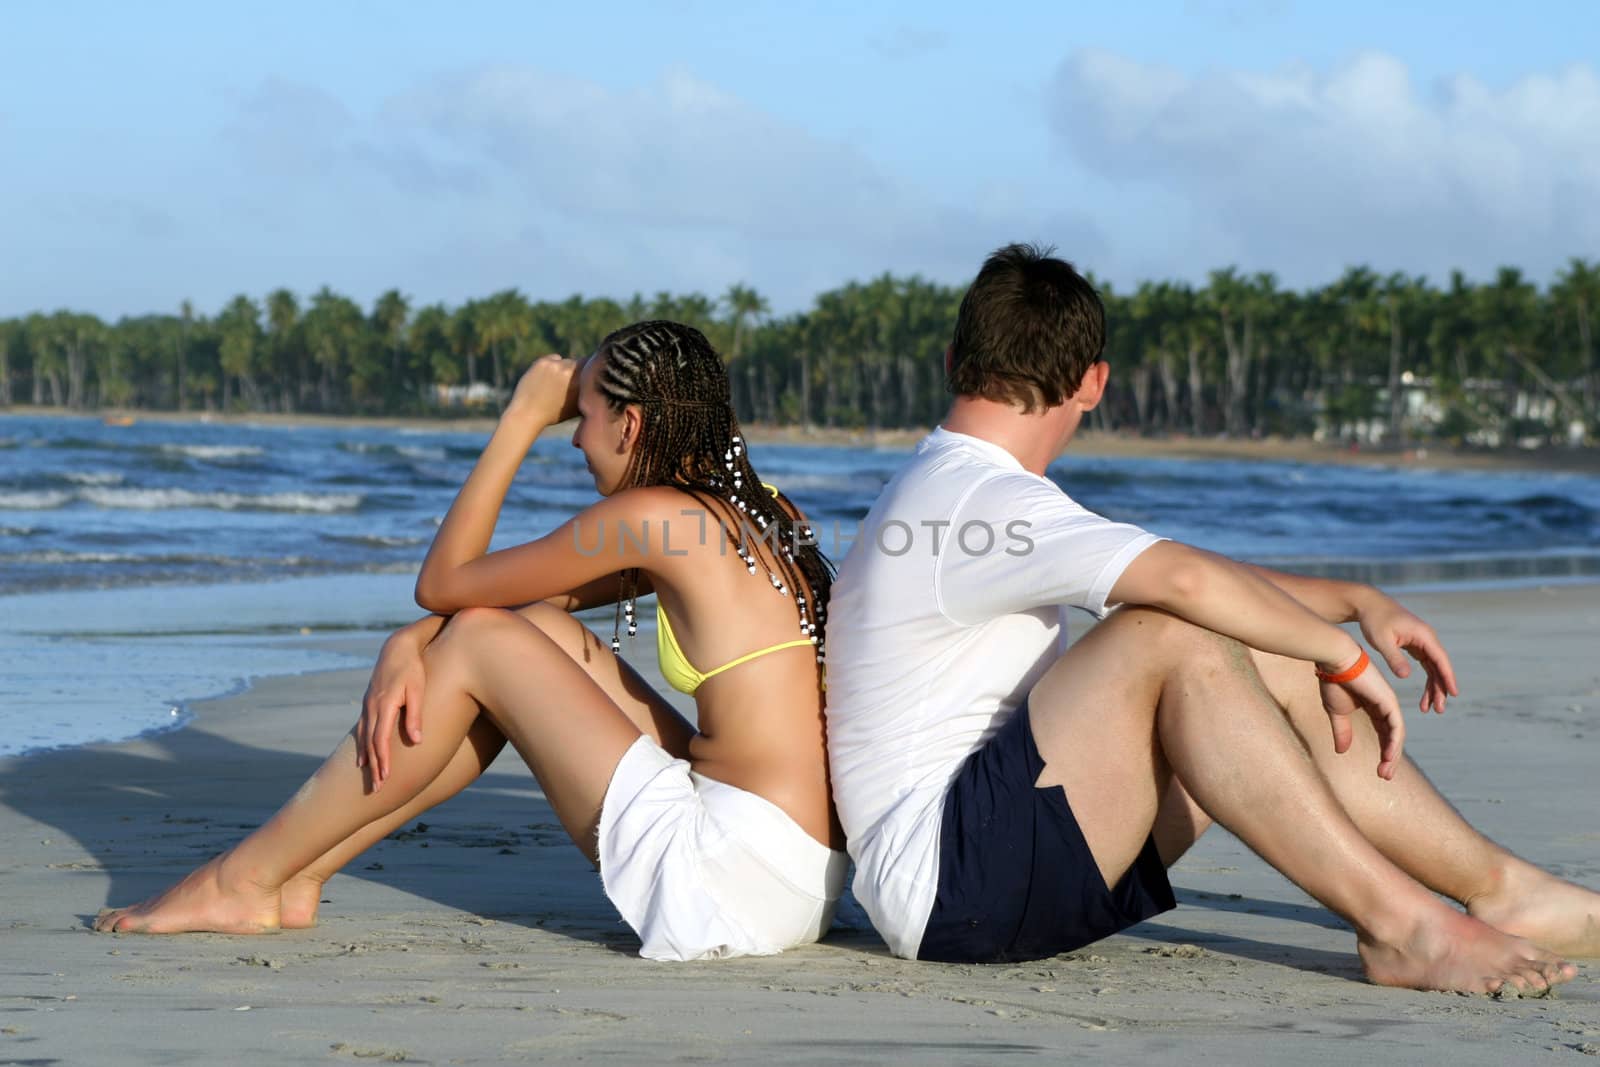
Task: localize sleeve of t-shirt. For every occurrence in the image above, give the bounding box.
[935,472,1165,625]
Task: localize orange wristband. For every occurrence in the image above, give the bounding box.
[1315,648,1369,685]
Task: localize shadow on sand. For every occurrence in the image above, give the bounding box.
[0,692,629,951]
[6,683,1377,979]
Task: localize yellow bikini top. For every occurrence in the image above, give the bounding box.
[655,481,815,695]
[656,604,815,695]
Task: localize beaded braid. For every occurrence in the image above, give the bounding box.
[593,320,834,666]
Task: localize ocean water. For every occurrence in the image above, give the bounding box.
[3,413,1599,757]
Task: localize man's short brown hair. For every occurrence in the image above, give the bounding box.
[947,243,1106,412]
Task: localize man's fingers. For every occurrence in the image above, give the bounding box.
[1380,641,1411,679]
[1374,704,1405,779]
[1407,633,1460,696]
[1329,712,1354,755]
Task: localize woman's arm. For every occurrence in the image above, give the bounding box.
[415,356,577,611]
[541,572,654,613]
[356,613,446,787]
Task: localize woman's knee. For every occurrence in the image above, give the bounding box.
[429,606,522,664]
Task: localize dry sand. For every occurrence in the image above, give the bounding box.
[2,584,1598,1064]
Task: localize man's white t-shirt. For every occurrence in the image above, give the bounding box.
[824,428,1163,959]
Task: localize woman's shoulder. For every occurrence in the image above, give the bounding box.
[591,485,714,518]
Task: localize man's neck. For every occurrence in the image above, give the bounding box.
[939,397,1075,476]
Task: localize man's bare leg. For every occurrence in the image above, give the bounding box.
[274,605,694,928]
[95,607,649,934]
[1249,649,1600,957]
[1027,607,1574,995]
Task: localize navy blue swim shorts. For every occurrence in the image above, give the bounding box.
[917,698,1176,963]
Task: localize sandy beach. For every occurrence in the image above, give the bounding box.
[2,584,1598,1064]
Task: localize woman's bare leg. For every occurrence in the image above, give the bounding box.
[275,718,508,927]
[1250,648,1600,957]
[275,604,693,928]
[96,607,650,934]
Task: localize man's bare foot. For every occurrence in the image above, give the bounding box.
[279,873,327,930]
[1358,907,1576,995]
[1468,861,1600,958]
[93,854,282,935]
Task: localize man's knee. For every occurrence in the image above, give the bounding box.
[1095,606,1247,667]
[1247,647,1318,702]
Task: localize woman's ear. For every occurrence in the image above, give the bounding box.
[619,406,643,452]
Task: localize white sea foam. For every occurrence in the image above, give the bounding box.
[63,470,125,486]
[158,444,266,460]
[79,487,361,512]
[322,533,427,548]
[397,445,447,461]
[2,550,141,564]
[0,490,72,509]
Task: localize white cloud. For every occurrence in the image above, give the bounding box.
[207,66,1105,311]
[1049,50,1600,286]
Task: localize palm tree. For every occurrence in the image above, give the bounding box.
[1552,258,1599,429]
[722,283,769,362]
[265,289,302,411]
[371,289,411,404]
[0,319,14,408]
[217,295,263,410]
[302,287,365,411]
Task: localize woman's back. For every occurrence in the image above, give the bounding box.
[610,484,839,849]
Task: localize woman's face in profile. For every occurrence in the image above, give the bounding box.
[570,355,637,496]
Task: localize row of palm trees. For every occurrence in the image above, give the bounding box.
[2,261,1597,445]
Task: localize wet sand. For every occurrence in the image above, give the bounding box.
[2,584,1598,1064]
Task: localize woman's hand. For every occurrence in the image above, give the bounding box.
[506,355,580,427]
[357,630,428,791]
[1318,653,1405,781]
[1356,593,1459,713]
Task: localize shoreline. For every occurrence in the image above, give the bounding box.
[6,571,1600,764]
[1,582,1595,1063]
[8,404,1600,474]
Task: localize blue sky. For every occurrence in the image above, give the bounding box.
[3,1,1597,320]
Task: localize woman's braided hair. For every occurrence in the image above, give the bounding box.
[595,320,834,663]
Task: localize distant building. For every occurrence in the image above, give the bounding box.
[430,382,505,408]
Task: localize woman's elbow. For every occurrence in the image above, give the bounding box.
[414,574,457,615]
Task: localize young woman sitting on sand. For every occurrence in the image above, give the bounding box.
[96,320,847,960]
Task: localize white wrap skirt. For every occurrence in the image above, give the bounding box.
[597,735,848,961]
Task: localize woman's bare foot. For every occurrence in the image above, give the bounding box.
[1358,906,1576,995]
[279,872,327,930]
[93,854,282,935]
[1467,861,1600,958]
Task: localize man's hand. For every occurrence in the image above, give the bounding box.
[1355,593,1459,714]
[1319,656,1406,780]
[505,355,580,427]
[356,630,428,791]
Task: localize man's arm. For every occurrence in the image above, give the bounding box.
[1244,563,1459,714]
[1110,541,1421,779]
[1241,564,1370,623]
[1111,543,1363,671]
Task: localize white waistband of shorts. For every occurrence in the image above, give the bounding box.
[690,771,847,901]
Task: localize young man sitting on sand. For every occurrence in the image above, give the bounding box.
[822,243,1597,995]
